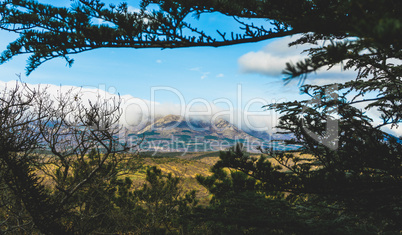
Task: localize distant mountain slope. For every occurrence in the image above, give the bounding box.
[129,115,300,152]
[136,114,263,142]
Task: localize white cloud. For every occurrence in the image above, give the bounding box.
[239,51,303,76]
[126,6,153,24]
[306,64,358,85]
[201,72,210,79]
[189,67,201,71]
[216,73,224,78]
[0,80,278,134]
[189,67,211,79]
[238,35,357,84]
[2,80,397,138]
[382,126,402,137]
[127,6,141,14]
[156,59,162,63]
[238,36,308,77]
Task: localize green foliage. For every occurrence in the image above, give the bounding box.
[0,153,67,234]
[204,135,218,140]
[144,130,159,136]
[132,166,197,234]
[197,144,400,234]
[194,145,298,234]
[0,84,199,234]
[139,151,182,158]
[262,95,402,230]
[176,134,192,141]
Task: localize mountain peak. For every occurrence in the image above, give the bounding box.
[138,115,262,139]
[129,115,278,152]
[214,118,232,128]
[155,114,182,124]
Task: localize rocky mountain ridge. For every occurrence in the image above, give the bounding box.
[128,115,300,152]
[135,114,266,142]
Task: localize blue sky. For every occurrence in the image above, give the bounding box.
[0,1,304,108]
[0,30,297,105]
[2,1,397,136]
